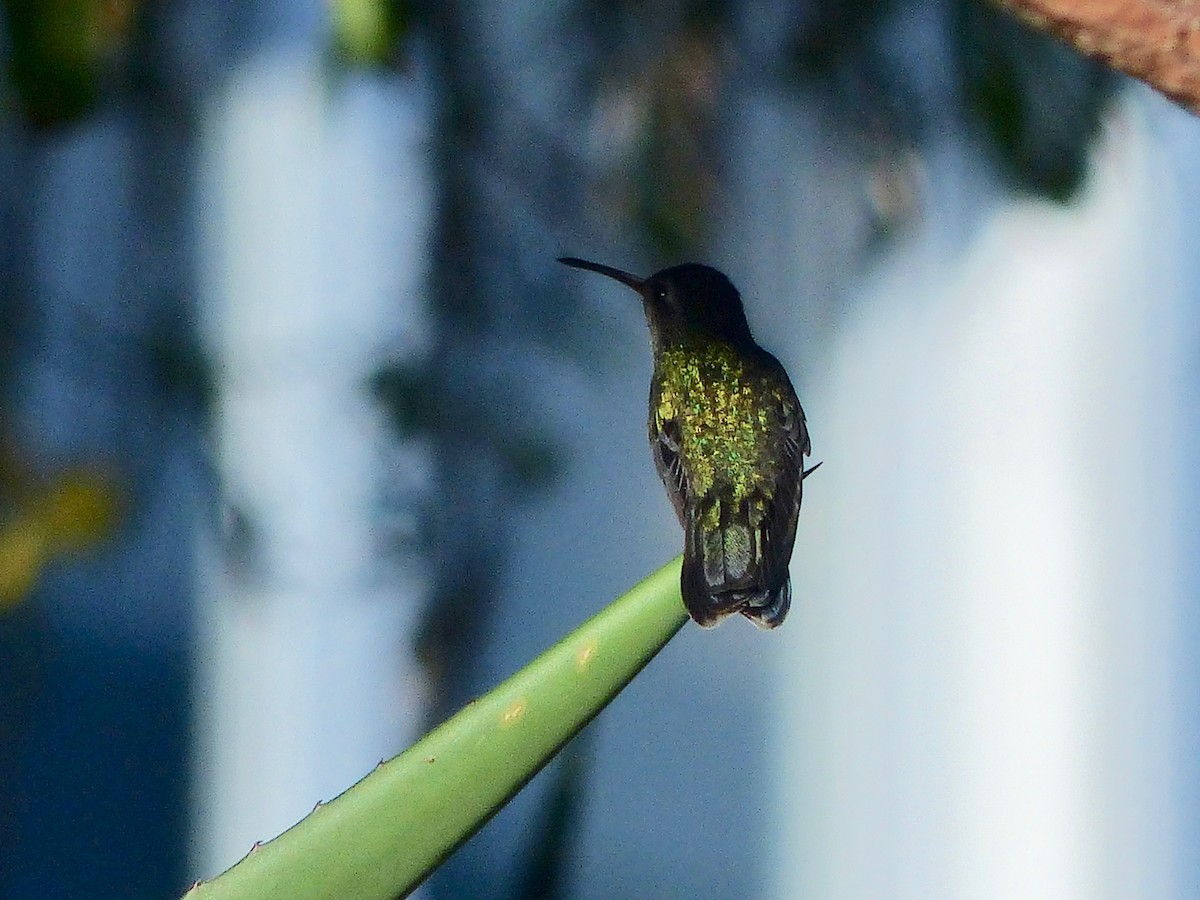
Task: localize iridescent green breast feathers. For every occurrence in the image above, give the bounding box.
[559,257,817,629]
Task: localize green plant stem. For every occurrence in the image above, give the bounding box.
[185,555,687,900]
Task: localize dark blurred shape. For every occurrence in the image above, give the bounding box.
[370,363,563,495]
[955,0,1114,201]
[635,26,726,258]
[1,0,139,126]
[578,0,732,257]
[2,617,190,900]
[146,310,214,420]
[780,0,1113,205]
[788,0,893,76]
[511,737,591,900]
[369,365,429,434]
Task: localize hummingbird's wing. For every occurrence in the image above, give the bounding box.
[729,362,810,629]
[651,417,688,525]
[740,389,809,628]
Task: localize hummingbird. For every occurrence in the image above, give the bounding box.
[559,257,818,629]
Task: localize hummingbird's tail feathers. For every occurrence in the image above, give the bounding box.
[680,557,747,627]
[681,497,790,628]
[802,461,823,479]
[681,503,752,626]
[741,579,790,630]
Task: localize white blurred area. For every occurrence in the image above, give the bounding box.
[192,50,433,876]
[775,96,1192,899]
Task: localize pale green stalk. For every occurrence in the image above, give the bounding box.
[185,556,687,900]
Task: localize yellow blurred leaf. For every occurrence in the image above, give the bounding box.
[0,518,50,609]
[0,466,120,610]
[43,469,120,553]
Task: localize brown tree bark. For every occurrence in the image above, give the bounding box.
[993,0,1200,114]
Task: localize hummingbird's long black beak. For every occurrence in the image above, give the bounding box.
[558,257,645,292]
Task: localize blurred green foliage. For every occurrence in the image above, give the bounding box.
[955,0,1113,201]
[329,0,413,68]
[1,0,138,126]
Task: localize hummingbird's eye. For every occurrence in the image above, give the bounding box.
[653,284,669,302]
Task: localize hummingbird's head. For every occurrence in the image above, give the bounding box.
[558,257,754,348]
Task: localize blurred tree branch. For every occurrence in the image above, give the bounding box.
[991,0,1200,114]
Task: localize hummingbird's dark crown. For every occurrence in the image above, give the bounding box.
[643,263,754,347]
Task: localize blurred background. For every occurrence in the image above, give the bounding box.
[1,1,1199,898]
